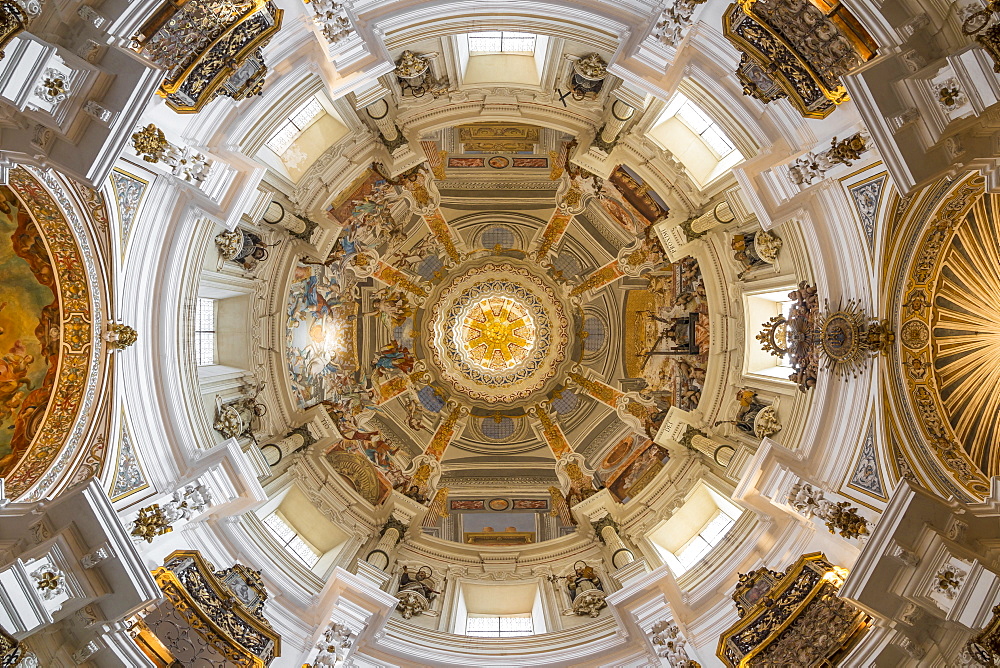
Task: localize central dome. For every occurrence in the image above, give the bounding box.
[458,293,537,372]
[422,257,572,407]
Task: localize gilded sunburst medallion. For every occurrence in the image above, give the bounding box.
[422,257,572,407]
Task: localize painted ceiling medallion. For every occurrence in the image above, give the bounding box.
[459,296,536,372]
[423,259,572,407]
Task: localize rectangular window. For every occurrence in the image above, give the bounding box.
[465,614,534,637]
[467,31,537,53]
[672,95,736,158]
[674,511,736,571]
[265,96,325,154]
[262,512,320,568]
[194,297,216,366]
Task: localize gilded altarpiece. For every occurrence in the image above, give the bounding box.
[134,0,283,113]
[717,553,869,667]
[141,551,281,667]
[723,0,877,118]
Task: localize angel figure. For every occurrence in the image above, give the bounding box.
[369,288,413,329]
[400,394,430,431]
[372,340,415,381]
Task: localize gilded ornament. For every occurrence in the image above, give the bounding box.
[827,133,869,166]
[460,296,536,372]
[151,551,279,665]
[758,283,892,389]
[961,603,1000,666]
[34,570,61,591]
[962,3,1000,72]
[787,482,870,539]
[933,564,966,598]
[719,553,868,667]
[215,229,244,260]
[130,504,173,542]
[573,53,608,80]
[131,124,169,163]
[0,0,28,61]
[900,318,928,351]
[938,84,963,108]
[106,323,138,350]
[395,50,429,79]
[723,0,877,118]
[36,72,69,104]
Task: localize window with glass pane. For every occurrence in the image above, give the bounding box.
[262,513,320,568]
[674,511,736,571]
[266,96,325,153]
[467,31,537,53]
[465,615,534,637]
[194,298,216,366]
[674,97,736,158]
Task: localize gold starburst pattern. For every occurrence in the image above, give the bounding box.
[933,194,1000,474]
[460,296,536,371]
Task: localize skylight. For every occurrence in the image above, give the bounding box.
[263,512,321,568]
[467,31,537,53]
[465,614,534,637]
[194,297,216,366]
[673,510,736,572]
[672,95,736,158]
[265,96,325,154]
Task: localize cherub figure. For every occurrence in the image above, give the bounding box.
[369,288,413,329]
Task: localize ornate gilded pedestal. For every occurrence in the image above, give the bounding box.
[134,0,283,113]
[717,553,869,667]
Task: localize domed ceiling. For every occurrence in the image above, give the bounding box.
[281,127,716,541]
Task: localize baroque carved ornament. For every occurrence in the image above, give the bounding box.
[757,282,893,391]
[132,0,282,113]
[723,0,878,118]
[893,175,992,497]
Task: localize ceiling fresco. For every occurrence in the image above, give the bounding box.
[0,169,96,499]
[0,187,60,472]
[281,125,717,541]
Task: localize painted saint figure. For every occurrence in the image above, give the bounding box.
[372,340,415,380]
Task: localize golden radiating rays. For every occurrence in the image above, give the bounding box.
[461,297,536,371]
[933,193,1000,474]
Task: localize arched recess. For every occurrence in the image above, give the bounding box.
[0,166,109,501]
[883,172,993,501]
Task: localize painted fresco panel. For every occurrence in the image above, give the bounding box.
[286,261,358,409]
[606,440,670,502]
[0,187,59,474]
[625,256,709,417]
